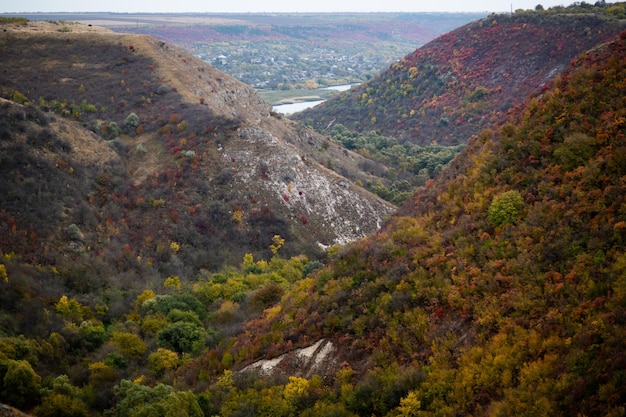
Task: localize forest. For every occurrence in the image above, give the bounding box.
[1,7,626,417]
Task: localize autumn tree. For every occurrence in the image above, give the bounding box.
[270,234,285,256]
[147,348,179,377]
[111,332,147,360]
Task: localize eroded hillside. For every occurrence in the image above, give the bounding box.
[0,21,394,275]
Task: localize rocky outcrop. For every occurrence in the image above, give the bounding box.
[241,339,338,379]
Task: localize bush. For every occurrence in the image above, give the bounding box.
[124,112,140,134]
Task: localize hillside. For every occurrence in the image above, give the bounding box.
[0,19,393,271]
[294,5,626,145]
[226,28,626,415]
[0,21,393,335]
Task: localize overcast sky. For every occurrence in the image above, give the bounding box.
[2,0,570,14]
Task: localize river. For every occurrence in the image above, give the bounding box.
[272,84,356,115]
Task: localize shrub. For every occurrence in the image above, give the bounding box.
[136,143,148,154]
[10,90,29,105]
[108,121,121,138]
[124,112,140,134]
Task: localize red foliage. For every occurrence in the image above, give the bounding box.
[170,209,179,224]
[295,13,626,146]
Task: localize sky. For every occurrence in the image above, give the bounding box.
[2,0,571,14]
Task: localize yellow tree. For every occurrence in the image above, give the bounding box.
[270,235,285,256]
[111,332,147,360]
[0,264,7,283]
[147,348,179,376]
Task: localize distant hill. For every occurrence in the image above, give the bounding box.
[109,12,484,90]
[294,5,626,145]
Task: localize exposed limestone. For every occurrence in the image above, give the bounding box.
[241,339,338,379]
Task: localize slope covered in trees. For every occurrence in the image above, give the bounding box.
[225,29,626,415]
[294,4,626,146]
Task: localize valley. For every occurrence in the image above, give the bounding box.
[1,3,626,416]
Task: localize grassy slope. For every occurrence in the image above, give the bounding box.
[294,8,626,146]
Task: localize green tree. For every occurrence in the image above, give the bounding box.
[109,380,203,417]
[34,375,89,417]
[78,320,106,351]
[157,321,204,354]
[124,112,140,134]
[0,359,42,409]
[553,132,596,170]
[488,190,524,227]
